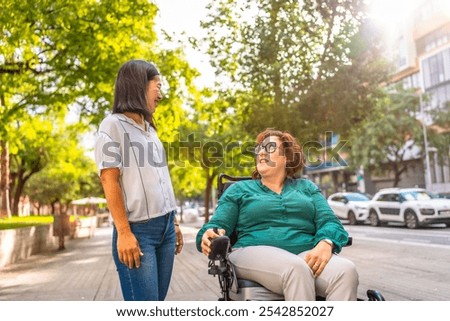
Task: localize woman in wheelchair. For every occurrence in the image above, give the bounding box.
[196,128,359,301]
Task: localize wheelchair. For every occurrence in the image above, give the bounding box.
[206,173,386,301]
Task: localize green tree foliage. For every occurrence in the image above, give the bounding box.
[0,0,201,214]
[200,0,368,139]
[10,114,99,214]
[168,86,256,222]
[297,19,391,141]
[0,0,158,215]
[24,138,100,214]
[350,87,424,187]
[0,0,161,129]
[153,47,200,142]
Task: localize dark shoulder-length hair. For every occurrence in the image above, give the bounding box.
[251,128,305,179]
[112,59,160,128]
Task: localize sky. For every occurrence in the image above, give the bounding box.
[153,0,214,88]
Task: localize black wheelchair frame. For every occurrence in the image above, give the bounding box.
[207,173,386,301]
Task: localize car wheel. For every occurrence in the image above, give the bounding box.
[369,210,380,226]
[348,211,357,225]
[404,210,419,229]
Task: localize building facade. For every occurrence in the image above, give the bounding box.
[306,0,449,196]
[387,0,450,193]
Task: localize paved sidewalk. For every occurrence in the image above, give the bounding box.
[0,221,220,301]
[3,219,449,301]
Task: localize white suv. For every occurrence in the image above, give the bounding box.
[327,192,371,225]
[368,188,450,229]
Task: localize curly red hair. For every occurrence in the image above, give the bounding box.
[252,128,305,179]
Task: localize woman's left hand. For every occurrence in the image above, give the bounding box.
[175,225,184,254]
[304,240,333,278]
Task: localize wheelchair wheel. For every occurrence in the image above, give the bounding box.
[367,289,385,301]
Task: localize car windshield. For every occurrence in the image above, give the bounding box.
[346,193,370,201]
[400,191,434,201]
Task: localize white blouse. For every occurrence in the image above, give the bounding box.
[94,113,176,222]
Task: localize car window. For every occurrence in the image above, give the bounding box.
[402,193,416,201]
[401,191,433,201]
[377,193,399,202]
[331,195,345,203]
[346,193,370,201]
[377,194,390,201]
[416,192,433,200]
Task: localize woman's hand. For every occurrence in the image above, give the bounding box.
[175,225,184,254]
[117,230,143,269]
[304,240,333,278]
[200,228,225,256]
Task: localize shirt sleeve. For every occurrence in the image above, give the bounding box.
[307,181,349,253]
[94,130,123,176]
[195,183,241,252]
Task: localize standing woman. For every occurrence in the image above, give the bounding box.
[95,60,183,301]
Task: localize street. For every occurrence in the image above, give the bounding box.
[340,224,450,301]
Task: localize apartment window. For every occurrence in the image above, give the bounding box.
[422,49,450,89]
[426,83,450,109]
[396,36,407,68]
[402,73,420,89]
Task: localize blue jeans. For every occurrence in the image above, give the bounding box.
[112,211,176,301]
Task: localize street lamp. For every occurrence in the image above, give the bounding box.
[418,93,433,190]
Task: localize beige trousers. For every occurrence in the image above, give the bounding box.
[229,245,359,301]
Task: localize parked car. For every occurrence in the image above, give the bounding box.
[327,192,371,225]
[368,188,450,229]
[180,206,201,223]
[436,192,450,199]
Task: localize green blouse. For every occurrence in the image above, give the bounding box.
[196,178,349,254]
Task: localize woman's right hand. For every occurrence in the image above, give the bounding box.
[117,231,144,269]
[201,228,225,256]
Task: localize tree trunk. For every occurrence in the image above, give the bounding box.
[392,162,407,187]
[12,172,25,215]
[204,176,213,224]
[0,140,11,218]
[203,171,217,224]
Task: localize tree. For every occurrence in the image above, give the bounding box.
[0,0,200,215]
[297,18,391,141]
[25,160,99,215]
[350,87,424,187]
[0,0,161,126]
[9,114,97,214]
[0,0,160,215]
[200,0,368,139]
[9,116,57,214]
[168,86,254,222]
[24,139,100,215]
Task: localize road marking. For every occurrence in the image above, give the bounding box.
[353,236,450,249]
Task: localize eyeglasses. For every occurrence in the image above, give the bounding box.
[254,142,278,154]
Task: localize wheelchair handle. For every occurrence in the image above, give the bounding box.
[208,235,231,261]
